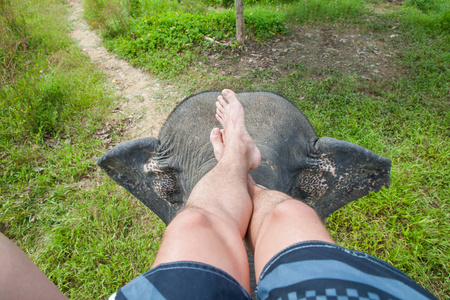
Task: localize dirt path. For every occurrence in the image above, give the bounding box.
[68,0,174,141]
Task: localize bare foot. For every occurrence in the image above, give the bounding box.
[211,130,265,196]
[215,89,261,170]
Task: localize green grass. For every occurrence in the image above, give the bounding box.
[2,0,449,298]
[85,0,288,77]
[104,9,287,77]
[1,0,165,298]
[169,1,449,296]
[286,0,368,24]
[33,180,164,296]
[207,63,449,297]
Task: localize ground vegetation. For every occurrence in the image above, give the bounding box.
[1,0,449,298]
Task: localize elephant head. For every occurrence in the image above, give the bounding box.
[97,91,391,224]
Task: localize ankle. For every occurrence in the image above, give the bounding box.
[219,143,251,169]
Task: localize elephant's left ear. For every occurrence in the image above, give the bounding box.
[292,137,391,220]
[97,137,182,224]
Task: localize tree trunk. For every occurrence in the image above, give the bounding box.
[235,0,245,43]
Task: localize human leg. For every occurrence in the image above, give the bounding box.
[0,232,67,300]
[245,176,335,280]
[194,90,436,300]
[151,89,261,293]
[204,90,333,285]
[244,180,437,300]
[244,173,436,300]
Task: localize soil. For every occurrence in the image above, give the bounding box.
[202,23,402,82]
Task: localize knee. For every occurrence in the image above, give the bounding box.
[165,207,213,235]
[269,199,318,223]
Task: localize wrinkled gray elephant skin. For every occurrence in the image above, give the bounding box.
[97,91,391,224]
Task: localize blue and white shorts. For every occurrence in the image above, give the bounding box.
[109,241,436,300]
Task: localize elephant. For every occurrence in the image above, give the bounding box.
[97,91,391,225]
[97,91,391,298]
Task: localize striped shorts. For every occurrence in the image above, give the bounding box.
[110,241,436,300]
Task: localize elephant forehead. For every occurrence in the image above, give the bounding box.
[159,92,317,148]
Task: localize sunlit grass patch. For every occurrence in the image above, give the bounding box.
[196,28,449,294]
[85,0,288,77]
[33,179,165,298]
[286,0,368,24]
[104,9,287,77]
[2,0,449,298]
[81,0,450,296]
[1,0,166,298]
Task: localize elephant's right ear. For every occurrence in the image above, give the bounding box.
[97,137,182,224]
[292,137,391,220]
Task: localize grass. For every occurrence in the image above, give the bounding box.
[286,0,368,23]
[0,0,165,298]
[85,0,288,77]
[166,0,449,296]
[1,0,449,299]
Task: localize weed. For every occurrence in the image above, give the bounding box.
[400,0,450,33]
[0,1,160,298]
[205,0,298,6]
[0,0,30,85]
[102,10,286,76]
[83,0,132,37]
[104,9,287,77]
[2,0,449,299]
[176,6,450,296]
[85,0,287,77]
[286,0,367,24]
[405,0,441,14]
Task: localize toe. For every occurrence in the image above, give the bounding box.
[210,128,224,161]
[222,89,238,103]
[217,95,228,107]
[210,127,221,145]
[215,113,224,124]
[216,101,225,114]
